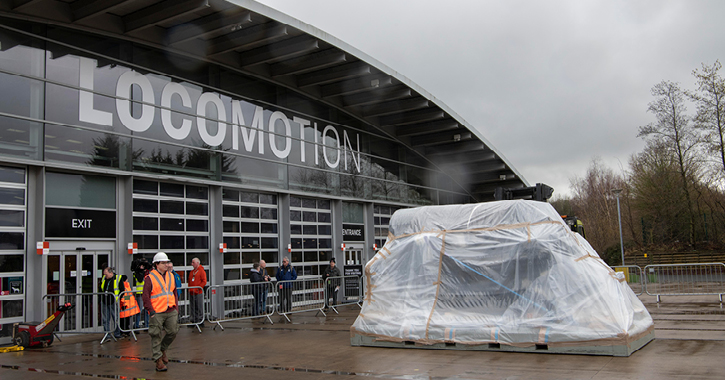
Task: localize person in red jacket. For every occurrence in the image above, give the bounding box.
[188,257,207,326]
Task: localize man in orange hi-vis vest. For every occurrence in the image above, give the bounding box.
[142,252,179,372]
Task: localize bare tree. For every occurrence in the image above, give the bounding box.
[638,81,700,246]
[570,157,626,260]
[691,61,725,178]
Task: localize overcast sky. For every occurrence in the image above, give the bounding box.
[255,0,725,198]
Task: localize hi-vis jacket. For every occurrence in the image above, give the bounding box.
[119,280,140,318]
[142,269,178,314]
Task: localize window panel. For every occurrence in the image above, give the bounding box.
[0,210,24,227]
[224,252,241,265]
[0,254,23,272]
[133,199,157,213]
[224,221,240,233]
[0,188,24,205]
[160,200,184,214]
[0,232,23,250]
[186,202,208,216]
[240,206,259,218]
[160,218,184,231]
[260,223,277,234]
[223,205,239,217]
[186,236,208,249]
[133,217,157,230]
[133,180,158,195]
[186,219,208,232]
[241,222,259,233]
[160,235,184,249]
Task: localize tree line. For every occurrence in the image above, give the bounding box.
[551,61,725,265]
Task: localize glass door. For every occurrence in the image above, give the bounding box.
[43,251,109,331]
[345,246,363,265]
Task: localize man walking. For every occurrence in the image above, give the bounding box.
[188,257,207,325]
[143,252,179,372]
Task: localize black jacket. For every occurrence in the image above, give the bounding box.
[323,265,342,287]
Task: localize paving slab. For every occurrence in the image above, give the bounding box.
[1,296,724,380]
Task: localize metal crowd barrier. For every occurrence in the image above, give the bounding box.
[177,286,207,332]
[116,286,206,341]
[42,291,116,344]
[205,282,275,330]
[324,275,363,314]
[644,263,725,302]
[277,278,325,322]
[611,265,644,295]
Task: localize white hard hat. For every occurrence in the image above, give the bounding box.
[153,252,170,263]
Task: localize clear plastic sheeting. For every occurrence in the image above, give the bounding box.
[351,200,654,348]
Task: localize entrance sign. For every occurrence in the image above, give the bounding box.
[342,224,364,242]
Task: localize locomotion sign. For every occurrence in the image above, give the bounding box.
[77,57,362,172]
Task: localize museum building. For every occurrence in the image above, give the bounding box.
[0,0,526,342]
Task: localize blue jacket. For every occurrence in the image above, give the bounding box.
[275,265,297,288]
[172,270,182,297]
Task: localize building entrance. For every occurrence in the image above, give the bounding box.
[42,248,111,332]
[345,245,363,265]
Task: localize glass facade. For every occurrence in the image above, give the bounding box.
[0,20,472,204]
[0,15,492,335]
[374,204,402,250]
[290,196,333,278]
[132,180,210,283]
[0,166,25,339]
[222,189,279,283]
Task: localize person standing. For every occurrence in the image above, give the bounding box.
[275,257,297,313]
[188,257,207,325]
[249,262,264,316]
[323,258,342,310]
[143,252,179,372]
[118,275,139,336]
[259,260,270,314]
[100,267,122,339]
[131,258,150,329]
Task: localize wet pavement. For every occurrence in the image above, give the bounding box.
[2,294,725,380]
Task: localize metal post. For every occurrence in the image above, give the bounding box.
[613,189,625,266]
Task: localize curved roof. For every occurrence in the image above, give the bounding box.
[0,0,528,201]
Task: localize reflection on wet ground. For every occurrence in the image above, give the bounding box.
[1,295,725,380]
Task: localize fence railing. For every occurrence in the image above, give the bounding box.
[276,278,326,322]
[324,275,364,313]
[42,291,116,344]
[115,286,206,340]
[643,263,725,302]
[611,265,644,295]
[205,282,275,330]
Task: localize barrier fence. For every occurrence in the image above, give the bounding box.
[277,278,326,322]
[643,263,725,302]
[205,282,275,330]
[116,286,206,341]
[38,264,725,344]
[42,291,116,344]
[325,275,364,313]
[611,265,644,295]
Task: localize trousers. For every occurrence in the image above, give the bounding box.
[148,309,179,361]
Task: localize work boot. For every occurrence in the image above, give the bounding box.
[161,351,169,364]
[155,358,167,372]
